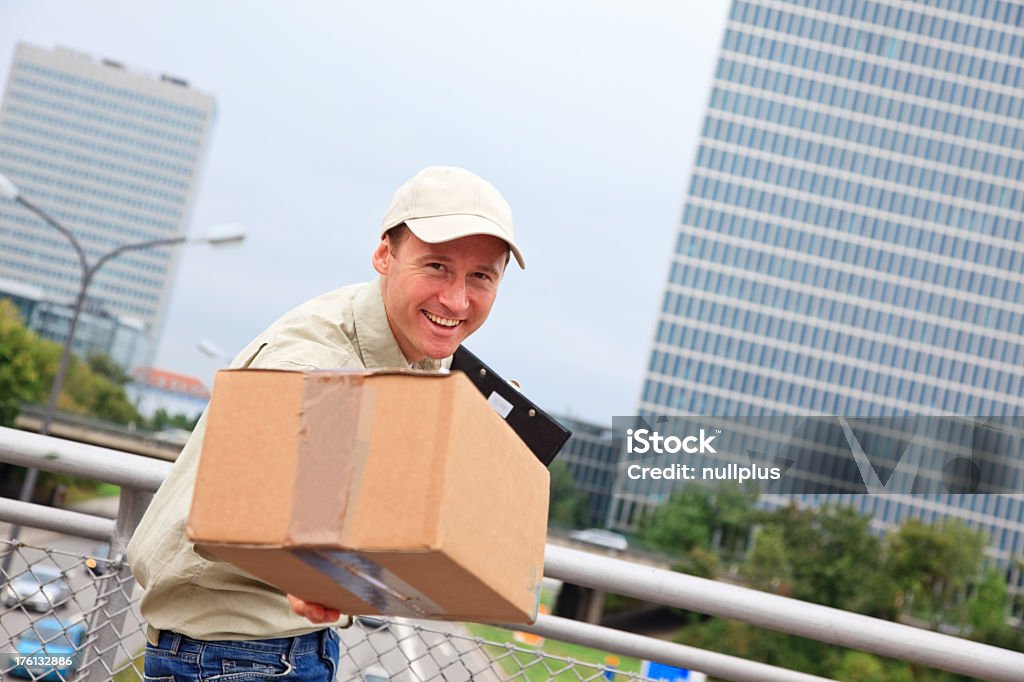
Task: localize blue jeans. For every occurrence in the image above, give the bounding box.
[143,628,339,681]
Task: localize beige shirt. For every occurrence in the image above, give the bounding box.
[126,279,446,640]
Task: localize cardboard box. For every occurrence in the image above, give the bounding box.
[187,369,550,623]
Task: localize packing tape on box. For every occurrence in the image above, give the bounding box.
[293,549,446,618]
[288,376,365,545]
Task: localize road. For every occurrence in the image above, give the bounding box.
[0,522,142,681]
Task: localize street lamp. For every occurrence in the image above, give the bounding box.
[0,172,244,563]
[0,172,244,436]
[196,338,228,364]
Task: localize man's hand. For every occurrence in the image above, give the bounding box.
[287,594,341,624]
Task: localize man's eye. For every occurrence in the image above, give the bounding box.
[473,272,492,281]
[427,263,445,271]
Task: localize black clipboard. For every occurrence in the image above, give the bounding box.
[450,346,571,467]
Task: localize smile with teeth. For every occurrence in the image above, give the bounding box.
[423,310,462,328]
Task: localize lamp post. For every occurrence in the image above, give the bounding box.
[0,172,244,565]
[196,338,228,365]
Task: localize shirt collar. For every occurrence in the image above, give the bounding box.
[352,278,449,371]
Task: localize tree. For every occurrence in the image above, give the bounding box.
[146,408,198,432]
[708,482,759,560]
[968,566,1008,634]
[61,357,141,425]
[149,407,172,432]
[741,524,792,594]
[676,617,953,681]
[795,505,893,615]
[674,545,719,579]
[0,300,47,426]
[639,482,757,564]
[887,518,986,630]
[0,298,141,426]
[964,565,1024,650]
[833,651,887,682]
[638,489,712,555]
[548,460,589,528]
[673,617,827,678]
[745,503,896,616]
[86,352,132,385]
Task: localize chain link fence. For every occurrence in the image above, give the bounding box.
[1,539,663,682]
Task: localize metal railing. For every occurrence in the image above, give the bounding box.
[2,425,1024,681]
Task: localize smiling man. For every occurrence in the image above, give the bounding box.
[127,166,524,681]
[374,229,508,360]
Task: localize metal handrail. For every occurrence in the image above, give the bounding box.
[3,426,1024,682]
[0,426,170,490]
[543,544,1024,682]
[0,498,114,541]
[509,614,834,682]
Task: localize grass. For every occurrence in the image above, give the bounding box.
[111,654,143,682]
[95,482,121,497]
[466,622,644,681]
[57,479,121,507]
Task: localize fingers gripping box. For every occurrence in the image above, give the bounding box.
[186,369,550,623]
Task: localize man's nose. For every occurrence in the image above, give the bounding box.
[438,279,469,313]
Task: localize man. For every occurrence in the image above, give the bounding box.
[127,166,525,680]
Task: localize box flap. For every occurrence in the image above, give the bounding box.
[434,372,549,614]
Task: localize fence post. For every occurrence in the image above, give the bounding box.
[78,488,152,681]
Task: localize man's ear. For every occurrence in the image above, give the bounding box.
[372,237,390,276]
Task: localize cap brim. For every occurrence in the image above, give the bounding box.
[405,214,526,269]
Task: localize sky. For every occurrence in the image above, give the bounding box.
[0,1,731,425]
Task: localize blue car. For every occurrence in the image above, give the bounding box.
[7,615,88,681]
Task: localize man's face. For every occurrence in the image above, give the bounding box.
[373,231,508,363]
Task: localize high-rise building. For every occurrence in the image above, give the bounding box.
[613,0,1024,595]
[553,416,618,528]
[0,43,216,366]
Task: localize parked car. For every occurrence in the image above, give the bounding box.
[361,665,390,682]
[2,565,72,612]
[355,615,389,630]
[7,614,88,680]
[154,427,192,447]
[84,543,111,577]
[568,528,629,552]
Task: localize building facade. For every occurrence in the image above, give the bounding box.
[0,276,149,370]
[125,367,210,421]
[0,43,216,364]
[554,416,619,528]
[614,0,1024,591]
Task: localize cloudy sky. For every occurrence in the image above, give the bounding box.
[0,1,730,424]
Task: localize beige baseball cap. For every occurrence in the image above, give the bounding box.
[380,166,525,269]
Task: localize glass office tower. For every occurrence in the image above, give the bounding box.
[555,416,618,527]
[614,0,1024,597]
[0,43,216,365]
